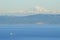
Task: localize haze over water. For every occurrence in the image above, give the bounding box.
[0,0,60,40]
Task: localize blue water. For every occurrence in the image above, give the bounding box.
[0,24,60,40]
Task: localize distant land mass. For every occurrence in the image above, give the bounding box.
[0,13,60,24]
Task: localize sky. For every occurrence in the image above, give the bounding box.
[0,0,60,11]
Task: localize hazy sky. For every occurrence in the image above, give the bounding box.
[0,0,60,10]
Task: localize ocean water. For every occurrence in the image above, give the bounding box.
[0,24,60,40]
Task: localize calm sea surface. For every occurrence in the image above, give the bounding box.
[0,24,60,40]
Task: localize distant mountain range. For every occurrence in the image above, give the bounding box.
[0,14,60,24]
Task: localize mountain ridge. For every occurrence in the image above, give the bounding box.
[0,14,60,24]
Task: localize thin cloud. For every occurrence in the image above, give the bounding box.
[0,6,60,16]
